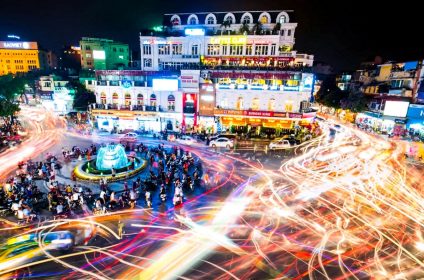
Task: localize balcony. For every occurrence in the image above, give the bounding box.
[145,105,157,112]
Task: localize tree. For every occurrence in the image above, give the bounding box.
[71,80,96,110]
[239,23,250,35]
[315,77,347,109]
[252,21,263,35]
[220,20,232,35]
[0,74,25,125]
[273,22,281,34]
[341,89,369,112]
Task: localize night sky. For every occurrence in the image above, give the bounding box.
[0,0,421,71]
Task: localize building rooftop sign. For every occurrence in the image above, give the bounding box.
[0,41,38,50]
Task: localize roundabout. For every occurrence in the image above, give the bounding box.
[73,143,147,182]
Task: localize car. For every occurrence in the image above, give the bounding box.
[269,139,291,150]
[177,135,195,145]
[119,132,138,143]
[210,134,237,141]
[210,137,234,148]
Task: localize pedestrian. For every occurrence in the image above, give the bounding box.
[118,220,124,239]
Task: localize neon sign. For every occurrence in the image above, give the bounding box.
[2,42,30,49]
[210,36,247,45]
[185,29,205,36]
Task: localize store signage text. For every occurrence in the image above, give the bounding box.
[210,36,247,45]
[214,109,310,119]
[2,41,31,49]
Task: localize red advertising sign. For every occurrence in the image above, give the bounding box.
[213,109,314,119]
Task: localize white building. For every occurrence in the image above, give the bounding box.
[140,10,313,71]
[91,70,199,132]
[37,75,75,115]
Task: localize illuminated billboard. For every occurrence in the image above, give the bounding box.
[383,101,409,117]
[93,50,106,60]
[0,41,37,49]
[185,28,205,36]
[152,79,179,91]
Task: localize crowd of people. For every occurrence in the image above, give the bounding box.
[0,120,25,152]
[0,141,210,224]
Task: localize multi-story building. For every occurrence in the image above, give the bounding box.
[36,75,75,115]
[0,40,40,75]
[39,50,58,70]
[90,70,198,132]
[140,10,313,71]
[59,46,81,74]
[80,37,130,70]
[355,60,424,135]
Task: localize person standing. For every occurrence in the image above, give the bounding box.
[118,220,124,239]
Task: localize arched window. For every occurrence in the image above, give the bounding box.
[100,92,106,104]
[276,12,290,24]
[137,94,144,105]
[252,97,260,110]
[268,98,275,111]
[206,15,215,25]
[241,13,253,24]
[223,13,235,24]
[279,15,286,24]
[236,96,244,110]
[170,15,181,26]
[124,93,131,106]
[112,93,119,105]
[168,94,175,111]
[187,14,198,25]
[150,94,157,107]
[258,12,271,24]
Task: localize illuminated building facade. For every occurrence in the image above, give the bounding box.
[90,70,198,132]
[80,37,130,70]
[139,10,313,71]
[0,40,40,75]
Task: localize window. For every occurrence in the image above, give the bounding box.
[268,98,275,111]
[87,61,92,66]
[246,45,253,55]
[189,17,197,25]
[242,15,251,24]
[86,53,92,58]
[167,94,175,111]
[271,44,276,55]
[252,97,260,110]
[206,16,215,25]
[172,44,182,55]
[137,94,144,105]
[220,98,228,108]
[230,45,243,55]
[222,45,228,56]
[391,79,404,88]
[281,30,285,36]
[255,44,269,56]
[158,44,170,55]
[260,15,268,24]
[124,93,131,106]
[112,93,119,104]
[119,48,124,52]
[236,96,244,110]
[285,100,293,112]
[150,94,157,106]
[144,58,152,67]
[207,44,220,55]
[192,44,199,55]
[279,16,286,24]
[143,45,151,55]
[171,15,180,25]
[113,48,117,52]
[85,45,91,50]
[101,93,107,104]
[224,16,233,24]
[287,30,292,36]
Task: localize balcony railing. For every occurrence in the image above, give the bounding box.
[92,104,180,113]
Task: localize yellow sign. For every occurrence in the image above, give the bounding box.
[210,36,247,45]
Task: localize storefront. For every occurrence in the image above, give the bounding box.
[356,112,406,135]
[159,112,182,132]
[406,104,424,137]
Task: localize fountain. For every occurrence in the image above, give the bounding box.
[73,143,146,182]
[96,144,129,170]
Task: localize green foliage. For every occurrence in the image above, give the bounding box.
[0,74,25,118]
[71,80,96,110]
[315,78,347,109]
[239,23,250,34]
[341,89,369,112]
[273,23,281,34]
